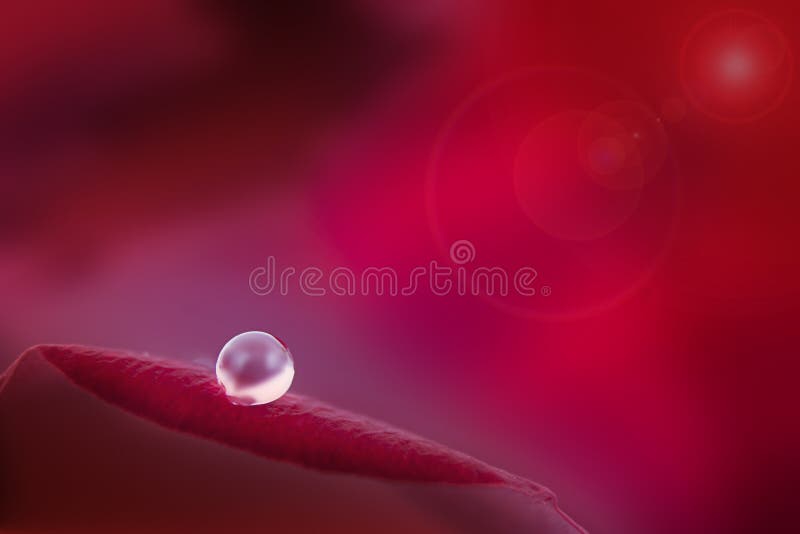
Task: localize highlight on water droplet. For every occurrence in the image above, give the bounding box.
[216,331,295,406]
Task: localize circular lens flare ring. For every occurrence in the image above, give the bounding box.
[427,67,680,319]
[513,109,644,241]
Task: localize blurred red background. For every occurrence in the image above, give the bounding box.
[1,1,798,533]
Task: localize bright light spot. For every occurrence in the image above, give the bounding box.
[720,48,754,83]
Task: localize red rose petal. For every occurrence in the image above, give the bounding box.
[1,344,586,533]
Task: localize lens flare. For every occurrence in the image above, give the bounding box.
[680,9,793,122]
[513,110,643,241]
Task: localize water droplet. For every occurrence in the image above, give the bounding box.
[216,331,295,405]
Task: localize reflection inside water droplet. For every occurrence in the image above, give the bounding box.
[216,331,294,405]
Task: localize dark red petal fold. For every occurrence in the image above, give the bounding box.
[1,344,586,533]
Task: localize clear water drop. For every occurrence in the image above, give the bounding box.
[216,331,295,405]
